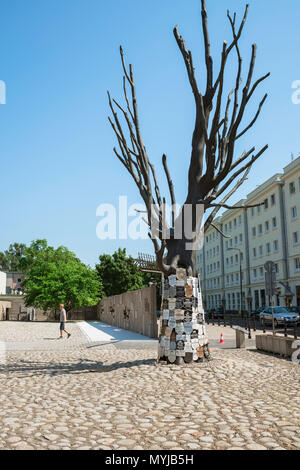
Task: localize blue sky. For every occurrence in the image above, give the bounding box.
[0,0,299,267]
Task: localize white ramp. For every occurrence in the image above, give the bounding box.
[77,321,154,343]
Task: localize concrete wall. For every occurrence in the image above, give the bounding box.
[0,296,98,322]
[0,271,6,295]
[97,286,158,338]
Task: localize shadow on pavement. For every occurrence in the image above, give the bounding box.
[0,358,157,378]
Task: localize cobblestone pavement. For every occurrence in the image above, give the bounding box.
[0,322,299,450]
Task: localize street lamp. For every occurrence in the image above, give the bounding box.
[228,247,243,316]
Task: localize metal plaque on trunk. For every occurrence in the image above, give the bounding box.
[162,309,169,320]
[185,285,193,298]
[175,323,185,334]
[176,286,185,297]
[168,274,177,287]
[184,312,193,323]
[176,298,184,309]
[176,334,186,342]
[184,323,193,335]
[168,350,176,363]
[169,286,176,298]
[176,268,187,281]
[175,309,184,321]
[176,340,185,350]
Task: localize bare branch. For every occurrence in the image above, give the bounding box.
[236,94,267,140]
[162,154,176,227]
[201,0,213,94]
[215,144,268,200]
[209,223,231,239]
[208,201,265,210]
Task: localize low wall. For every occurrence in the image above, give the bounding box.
[98,286,158,338]
[256,334,297,357]
[0,296,98,322]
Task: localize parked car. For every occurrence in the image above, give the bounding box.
[260,307,300,326]
[250,307,264,318]
[287,306,300,314]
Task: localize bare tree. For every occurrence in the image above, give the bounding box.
[108,1,269,276]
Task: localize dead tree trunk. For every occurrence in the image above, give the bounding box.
[108,1,269,278]
[108,1,269,364]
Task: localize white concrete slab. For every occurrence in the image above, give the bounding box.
[77,321,154,343]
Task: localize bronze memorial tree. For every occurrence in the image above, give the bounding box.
[108,1,269,364]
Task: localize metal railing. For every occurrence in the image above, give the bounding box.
[206,311,299,340]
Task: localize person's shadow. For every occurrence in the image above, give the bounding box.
[0,358,157,378]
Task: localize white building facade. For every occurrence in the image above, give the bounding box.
[0,271,6,295]
[196,156,300,311]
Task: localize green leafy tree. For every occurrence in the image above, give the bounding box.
[0,243,27,271]
[23,243,101,312]
[96,248,158,298]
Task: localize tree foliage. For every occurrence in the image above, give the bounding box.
[96,248,159,298]
[0,243,27,271]
[23,241,101,312]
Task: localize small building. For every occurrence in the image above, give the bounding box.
[5,272,25,295]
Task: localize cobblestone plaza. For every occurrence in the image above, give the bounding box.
[0,321,299,451]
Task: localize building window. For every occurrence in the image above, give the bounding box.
[238,215,242,225]
[258,224,263,235]
[252,227,256,237]
[295,258,300,272]
[265,221,269,232]
[273,240,279,252]
[239,234,243,243]
[272,217,277,228]
[275,264,279,274]
[290,182,296,194]
[235,254,239,264]
[253,247,257,258]
[234,236,238,245]
[229,222,232,230]
[259,267,264,278]
[271,194,275,206]
[253,269,257,279]
[293,232,299,245]
[266,243,271,254]
[264,199,268,209]
[234,218,237,228]
[251,208,255,217]
[291,207,298,219]
[257,206,261,215]
[259,246,263,257]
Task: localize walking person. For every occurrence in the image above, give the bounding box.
[58,304,71,339]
